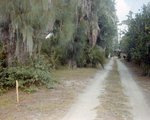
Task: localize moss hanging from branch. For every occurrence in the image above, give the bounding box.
[0,0,55,65]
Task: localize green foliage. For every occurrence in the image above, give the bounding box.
[0,0,118,95]
[118,52,121,59]
[42,16,88,68]
[126,53,131,62]
[77,45,105,68]
[121,3,150,75]
[0,56,58,94]
[0,0,54,56]
[96,0,118,56]
[105,48,110,58]
[0,43,5,67]
[24,85,38,93]
[88,45,106,68]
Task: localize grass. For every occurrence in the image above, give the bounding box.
[52,68,98,80]
[0,67,99,120]
[95,59,132,120]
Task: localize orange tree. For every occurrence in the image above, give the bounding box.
[120,4,150,75]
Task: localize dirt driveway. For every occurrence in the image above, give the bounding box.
[117,59,150,120]
[61,58,150,120]
[1,58,150,120]
[61,58,113,120]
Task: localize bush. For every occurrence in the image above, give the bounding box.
[127,53,131,62]
[105,48,110,58]
[77,45,105,68]
[0,56,58,95]
[88,45,105,68]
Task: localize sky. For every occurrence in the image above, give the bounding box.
[116,0,150,31]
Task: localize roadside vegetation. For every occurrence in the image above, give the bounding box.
[120,3,150,75]
[0,67,98,120]
[96,59,132,120]
[0,0,118,94]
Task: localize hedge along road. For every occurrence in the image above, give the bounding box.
[61,58,150,120]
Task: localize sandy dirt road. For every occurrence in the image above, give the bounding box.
[61,59,113,120]
[61,58,150,120]
[117,59,150,120]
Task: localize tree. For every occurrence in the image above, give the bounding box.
[120,3,150,74]
[96,0,118,57]
[41,0,118,68]
[0,0,118,68]
[0,0,55,66]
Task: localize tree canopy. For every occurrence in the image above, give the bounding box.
[0,0,118,94]
[120,3,150,75]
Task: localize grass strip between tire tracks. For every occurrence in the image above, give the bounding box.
[95,59,132,120]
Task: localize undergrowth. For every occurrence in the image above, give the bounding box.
[0,56,59,95]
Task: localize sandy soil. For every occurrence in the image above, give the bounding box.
[61,59,113,120]
[1,58,150,120]
[0,68,98,120]
[117,59,150,120]
[61,58,150,120]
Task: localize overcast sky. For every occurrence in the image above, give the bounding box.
[116,0,150,30]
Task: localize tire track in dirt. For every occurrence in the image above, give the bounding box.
[117,59,150,120]
[61,59,113,120]
[96,58,131,120]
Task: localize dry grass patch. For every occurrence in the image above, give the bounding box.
[96,59,132,120]
[0,67,98,120]
[52,68,98,80]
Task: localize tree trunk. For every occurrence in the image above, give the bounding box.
[0,29,15,66]
[73,59,77,69]
[68,59,72,69]
[0,29,40,67]
[68,59,77,69]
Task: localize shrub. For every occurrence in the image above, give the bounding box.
[127,53,131,62]
[0,56,58,95]
[77,45,105,68]
[88,45,105,68]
